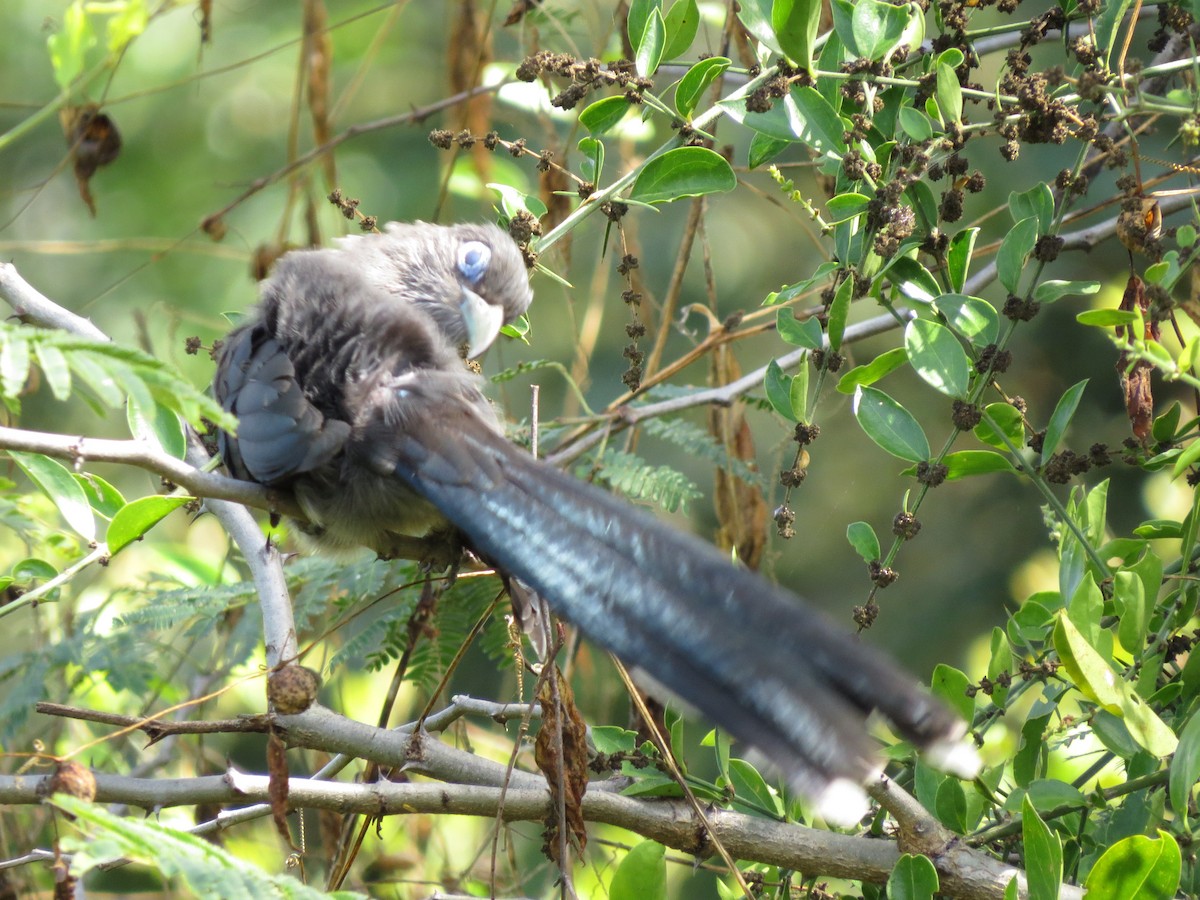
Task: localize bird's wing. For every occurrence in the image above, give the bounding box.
[215,325,351,485]
[379,381,969,814]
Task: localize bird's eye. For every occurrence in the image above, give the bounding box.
[457,241,491,283]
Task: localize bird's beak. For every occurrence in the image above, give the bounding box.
[460,289,505,359]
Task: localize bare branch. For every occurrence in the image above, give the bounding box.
[0,424,298,516]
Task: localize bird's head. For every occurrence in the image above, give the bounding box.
[340,221,533,358]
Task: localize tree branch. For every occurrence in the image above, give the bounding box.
[0,262,298,667]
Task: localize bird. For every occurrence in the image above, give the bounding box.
[213,220,980,824]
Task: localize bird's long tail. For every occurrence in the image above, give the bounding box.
[392,419,977,820]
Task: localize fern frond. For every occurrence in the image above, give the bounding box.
[640,416,766,487]
[591,449,701,513]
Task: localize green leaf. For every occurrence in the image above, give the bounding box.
[1034,280,1101,304]
[987,626,1011,707]
[629,147,736,204]
[1009,183,1055,233]
[635,7,666,76]
[722,86,847,154]
[735,0,783,55]
[765,359,798,422]
[1077,308,1138,327]
[827,276,852,351]
[846,521,880,562]
[886,853,938,900]
[1067,577,1103,647]
[906,180,938,232]
[579,96,630,135]
[578,136,604,183]
[106,495,192,555]
[47,0,96,91]
[941,450,1017,479]
[884,257,940,303]
[591,725,638,755]
[764,260,839,305]
[1170,711,1200,825]
[1041,379,1087,460]
[1054,612,1178,756]
[776,308,823,349]
[1022,795,1062,900]
[935,62,962,123]
[726,757,782,815]
[905,318,971,398]
[837,347,908,393]
[1052,612,1122,710]
[931,664,974,723]
[937,48,965,68]
[853,386,930,462]
[1120,689,1178,757]
[791,359,809,421]
[1093,709,1141,760]
[1134,519,1182,540]
[128,397,187,460]
[997,216,1039,294]
[676,56,729,119]
[1172,433,1200,477]
[1019,778,1084,814]
[628,0,658,61]
[64,352,122,407]
[934,778,968,832]
[487,181,549,220]
[1084,832,1181,900]
[771,0,822,69]
[947,228,979,292]
[748,132,789,168]
[845,0,914,61]
[662,0,700,60]
[791,85,849,154]
[74,473,125,519]
[974,403,1024,451]
[34,343,71,401]
[898,105,934,142]
[0,330,30,400]
[826,191,871,223]
[9,451,95,541]
[105,0,148,54]
[12,557,59,584]
[1014,713,1051,786]
[935,293,997,348]
[1113,569,1148,655]
[610,840,667,900]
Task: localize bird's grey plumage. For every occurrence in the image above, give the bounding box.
[214,221,978,822]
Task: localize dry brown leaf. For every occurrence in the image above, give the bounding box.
[504,0,542,25]
[449,0,494,178]
[1116,274,1159,442]
[267,730,297,849]
[304,0,335,187]
[709,346,767,569]
[198,0,213,44]
[534,668,589,861]
[60,104,121,216]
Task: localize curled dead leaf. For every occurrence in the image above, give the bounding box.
[60,104,122,216]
